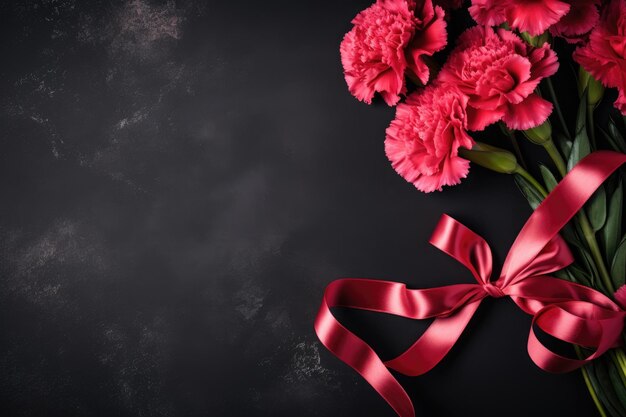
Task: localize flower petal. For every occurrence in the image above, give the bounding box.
[506,0,571,36]
[502,93,553,130]
[469,0,506,27]
[550,0,600,38]
[466,106,505,131]
[615,88,626,115]
[406,5,447,84]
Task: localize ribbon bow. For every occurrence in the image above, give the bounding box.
[314,151,626,417]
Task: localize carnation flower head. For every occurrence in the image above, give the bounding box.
[469,0,571,36]
[469,0,600,41]
[340,0,447,106]
[549,0,601,44]
[439,26,559,131]
[574,0,626,115]
[385,83,474,192]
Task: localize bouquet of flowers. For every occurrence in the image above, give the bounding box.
[333,0,626,415]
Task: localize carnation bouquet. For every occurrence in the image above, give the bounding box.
[322,0,626,415]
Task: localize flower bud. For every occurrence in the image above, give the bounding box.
[523,120,552,145]
[459,142,518,174]
[578,67,604,106]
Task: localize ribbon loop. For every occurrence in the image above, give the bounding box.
[498,235,574,286]
[429,214,493,285]
[314,151,626,417]
[528,302,625,373]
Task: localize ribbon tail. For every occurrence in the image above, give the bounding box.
[501,151,626,285]
[313,278,485,417]
[385,301,482,376]
[314,293,415,417]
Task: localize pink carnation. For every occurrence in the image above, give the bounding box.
[573,0,626,115]
[439,26,559,131]
[550,0,600,44]
[469,0,571,36]
[340,0,447,106]
[385,83,474,192]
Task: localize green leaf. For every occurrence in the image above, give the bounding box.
[608,359,626,410]
[539,164,558,192]
[559,224,583,252]
[567,132,592,172]
[554,212,586,251]
[601,129,626,154]
[586,185,607,232]
[601,127,618,152]
[514,174,543,210]
[553,269,571,281]
[557,229,595,288]
[558,136,573,160]
[608,118,626,153]
[567,91,591,171]
[602,180,623,262]
[561,263,592,287]
[576,88,588,136]
[578,244,601,289]
[588,359,626,417]
[611,236,626,289]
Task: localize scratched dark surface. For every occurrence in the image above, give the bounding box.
[0,1,598,416]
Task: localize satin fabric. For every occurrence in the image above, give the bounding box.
[314,151,626,417]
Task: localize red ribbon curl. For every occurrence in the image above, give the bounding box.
[314,151,626,417]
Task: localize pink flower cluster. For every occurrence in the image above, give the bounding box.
[383,25,559,192]
[574,0,626,115]
[340,0,625,193]
[340,0,447,106]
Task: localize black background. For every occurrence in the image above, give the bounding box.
[0,1,598,416]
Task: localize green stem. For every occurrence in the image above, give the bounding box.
[542,139,568,177]
[579,212,615,293]
[614,350,626,385]
[506,129,528,170]
[541,138,615,294]
[617,350,626,369]
[515,166,548,197]
[545,77,572,140]
[577,347,609,417]
[588,104,597,149]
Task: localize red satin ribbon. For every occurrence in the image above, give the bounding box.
[314,151,626,417]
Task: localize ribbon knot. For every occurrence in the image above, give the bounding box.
[483,283,505,298]
[314,151,626,417]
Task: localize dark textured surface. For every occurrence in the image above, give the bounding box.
[0,1,598,416]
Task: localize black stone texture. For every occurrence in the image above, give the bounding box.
[0,1,598,416]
